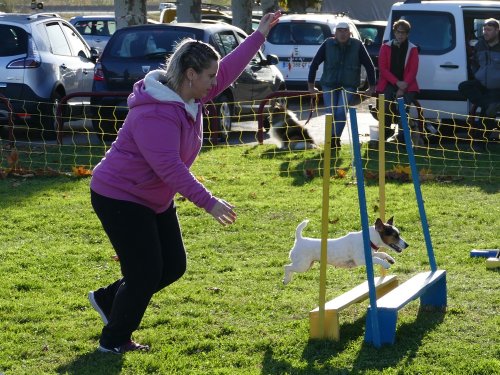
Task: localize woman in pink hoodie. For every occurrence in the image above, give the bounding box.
[376,19,419,141]
[88,12,281,354]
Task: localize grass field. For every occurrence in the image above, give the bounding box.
[0,144,499,374]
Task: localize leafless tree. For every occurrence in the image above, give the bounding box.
[115,0,147,30]
[260,0,279,14]
[177,0,202,22]
[232,0,253,34]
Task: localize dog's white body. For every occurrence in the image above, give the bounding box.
[283,219,408,285]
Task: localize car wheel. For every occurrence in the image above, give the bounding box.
[38,92,62,141]
[215,95,233,140]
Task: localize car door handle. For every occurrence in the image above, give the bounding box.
[439,64,459,69]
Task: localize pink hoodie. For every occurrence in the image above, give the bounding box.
[90,31,265,213]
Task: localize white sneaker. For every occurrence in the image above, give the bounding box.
[88,291,109,325]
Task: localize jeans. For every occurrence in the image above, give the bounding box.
[322,86,355,138]
[458,80,500,140]
[91,190,186,347]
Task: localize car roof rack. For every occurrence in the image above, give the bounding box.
[27,13,61,20]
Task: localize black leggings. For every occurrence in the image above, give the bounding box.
[91,190,186,347]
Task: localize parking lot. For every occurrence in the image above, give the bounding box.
[58,97,379,147]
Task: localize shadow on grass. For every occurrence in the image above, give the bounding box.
[257,146,351,187]
[260,308,445,374]
[56,350,124,375]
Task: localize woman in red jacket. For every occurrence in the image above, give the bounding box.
[376,19,419,141]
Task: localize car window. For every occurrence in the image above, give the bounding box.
[358,26,383,45]
[392,11,455,55]
[107,29,195,58]
[0,25,27,56]
[212,31,238,57]
[61,23,90,58]
[267,22,331,45]
[74,20,116,37]
[46,22,72,56]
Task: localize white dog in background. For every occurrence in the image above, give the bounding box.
[283,217,409,285]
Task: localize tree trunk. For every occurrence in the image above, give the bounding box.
[177,0,202,23]
[260,0,279,14]
[115,0,147,30]
[288,0,308,13]
[232,0,253,34]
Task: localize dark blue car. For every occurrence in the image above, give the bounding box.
[91,22,285,140]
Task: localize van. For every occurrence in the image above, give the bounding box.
[384,0,500,121]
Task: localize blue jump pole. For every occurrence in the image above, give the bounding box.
[397,98,437,272]
[348,107,381,348]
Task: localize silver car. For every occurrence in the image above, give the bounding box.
[69,15,116,54]
[0,13,96,138]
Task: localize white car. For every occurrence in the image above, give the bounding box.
[70,15,116,54]
[159,2,176,11]
[262,14,365,90]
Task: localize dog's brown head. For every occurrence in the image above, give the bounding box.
[375,216,409,253]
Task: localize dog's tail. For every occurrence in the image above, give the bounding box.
[295,220,309,240]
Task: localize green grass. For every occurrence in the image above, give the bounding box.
[0,144,499,374]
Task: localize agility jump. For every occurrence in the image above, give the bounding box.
[309,96,447,347]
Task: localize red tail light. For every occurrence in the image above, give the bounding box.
[93,62,104,81]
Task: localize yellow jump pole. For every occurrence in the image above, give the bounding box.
[318,113,333,338]
[378,94,387,277]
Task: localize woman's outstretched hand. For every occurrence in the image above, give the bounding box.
[209,198,237,226]
[257,11,281,38]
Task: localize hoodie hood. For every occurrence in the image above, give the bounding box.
[127,69,200,120]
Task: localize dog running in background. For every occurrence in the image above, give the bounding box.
[267,104,317,150]
[283,217,409,285]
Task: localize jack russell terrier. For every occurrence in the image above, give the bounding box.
[283,217,409,285]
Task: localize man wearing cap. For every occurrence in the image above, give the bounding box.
[458,18,500,148]
[308,21,376,148]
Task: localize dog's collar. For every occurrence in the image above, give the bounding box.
[370,241,380,251]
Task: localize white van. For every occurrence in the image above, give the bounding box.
[384,0,500,121]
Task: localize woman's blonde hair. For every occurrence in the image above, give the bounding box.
[164,38,220,92]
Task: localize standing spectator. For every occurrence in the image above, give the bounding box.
[87,12,281,354]
[459,18,500,147]
[308,22,376,148]
[376,19,420,142]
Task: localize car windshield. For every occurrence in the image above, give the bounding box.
[0,25,27,56]
[267,22,331,45]
[106,29,197,58]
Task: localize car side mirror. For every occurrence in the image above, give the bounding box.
[266,54,279,65]
[90,47,100,62]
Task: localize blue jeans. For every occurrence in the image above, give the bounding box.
[322,87,355,137]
